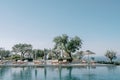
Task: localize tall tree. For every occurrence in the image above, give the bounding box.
[75,51,84,60]
[105,50,117,63]
[32,49,44,60]
[12,43,32,60]
[0,48,11,60]
[53,34,82,62]
[51,49,61,59]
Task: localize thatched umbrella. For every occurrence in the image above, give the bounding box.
[83,50,95,64]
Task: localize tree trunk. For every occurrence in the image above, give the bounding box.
[68,52,73,62]
[21,53,22,60]
[110,58,113,63]
[21,52,24,60]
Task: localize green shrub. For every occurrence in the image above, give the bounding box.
[58,57,63,61]
[23,58,33,62]
[12,54,20,60]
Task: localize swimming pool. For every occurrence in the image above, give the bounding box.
[0,66,120,80]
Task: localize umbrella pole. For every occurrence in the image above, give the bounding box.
[88,54,90,68]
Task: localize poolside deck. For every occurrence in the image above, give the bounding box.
[0,62,115,67]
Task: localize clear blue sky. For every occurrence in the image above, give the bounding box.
[0,0,120,56]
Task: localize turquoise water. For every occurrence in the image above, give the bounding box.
[0,66,120,80]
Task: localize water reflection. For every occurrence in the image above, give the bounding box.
[0,66,119,80]
[44,66,47,80]
[58,66,62,80]
[0,66,96,80]
[37,66,95,80]
[83,71,96,80]
[0,67,10,79]
[12,67,32,80]
[106,65,117,71]
[63,67,80,80]
[35,67,37,80]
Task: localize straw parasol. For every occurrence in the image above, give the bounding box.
[83,50,95,55]
[83,50,95,64]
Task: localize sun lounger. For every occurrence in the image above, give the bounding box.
[16,60,27,64]
[34,60,42,64]
[61,60,67,64]
[0,61,4,64]
[91,60,96,65]
[82,60,87,64]
[51,60,59,64]
[12,61,17,64]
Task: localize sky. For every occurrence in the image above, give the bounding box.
[0,0,120,56]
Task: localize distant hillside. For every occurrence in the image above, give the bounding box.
[83,56,120,62]
[95,56,120,62]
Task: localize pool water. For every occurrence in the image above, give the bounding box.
[0,66,120,80]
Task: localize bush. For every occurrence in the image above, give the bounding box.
[96,61,120,65]
[58,57,63,61]
[64,57,72,63]
[23,58,33,62]
[48,57,52,60]
[12,54,21,60]
[114,62,120,65]
[27,58,33,62]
